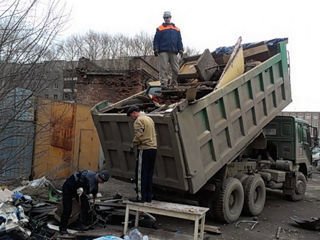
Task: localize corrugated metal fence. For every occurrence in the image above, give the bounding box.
[0,88,35,180]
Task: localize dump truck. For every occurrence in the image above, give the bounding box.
[91,38,317,223]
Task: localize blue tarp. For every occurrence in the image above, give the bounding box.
[214,38,288,55]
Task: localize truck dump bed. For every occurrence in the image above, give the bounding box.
[91,40,291,194]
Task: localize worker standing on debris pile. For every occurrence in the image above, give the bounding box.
[153,11,184,90]
[127,106,157,203]
[59,170,110,234]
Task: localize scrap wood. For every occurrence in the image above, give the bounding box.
[275,226,281,239]
[179,81,216,87]
[47,223,78,235]
[235,220,258,230]
[204,225,221,234]
[94,201,126,208]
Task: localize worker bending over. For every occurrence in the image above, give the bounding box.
[59,170,110,234]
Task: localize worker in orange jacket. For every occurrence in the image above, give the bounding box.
[153,11,184,90]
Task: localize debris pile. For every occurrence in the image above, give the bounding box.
[103,38,286,115]
[0,178,157,239]
[0,177,59,239]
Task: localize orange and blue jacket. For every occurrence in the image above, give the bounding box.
[153,23,183,54]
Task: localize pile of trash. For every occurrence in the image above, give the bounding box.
[0,177,157,239]
[0,177,60,239]
[94,229,149,240]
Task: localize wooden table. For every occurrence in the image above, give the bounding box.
[123,200,209,240]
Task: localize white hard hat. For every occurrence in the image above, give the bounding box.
[163,11,171,18]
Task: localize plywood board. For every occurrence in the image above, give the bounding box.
[215,37,244,89]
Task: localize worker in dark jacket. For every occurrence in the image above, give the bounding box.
[153,11,183,90]
[59,170,110,234]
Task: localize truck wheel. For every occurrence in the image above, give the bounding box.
[286,172,307,201]
[242,175,266,216]
[235,173,249,184]
[214,177,244,223]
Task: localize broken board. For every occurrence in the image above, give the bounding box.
[215,36,244,89]
[179,49,218,81]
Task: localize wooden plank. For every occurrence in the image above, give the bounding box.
[179,61,197,75]
[215,37,244,89]
[124,200,209,215]
[195,49,218,81]
[244,44,269,58]
[204,225,221,234]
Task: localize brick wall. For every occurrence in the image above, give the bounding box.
[76,71,145,106]
[75,57,158,107]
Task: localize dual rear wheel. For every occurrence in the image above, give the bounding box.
[207,172,306,223]
[212,175,266,223]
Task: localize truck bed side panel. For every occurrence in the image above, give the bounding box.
[176,43,291,193]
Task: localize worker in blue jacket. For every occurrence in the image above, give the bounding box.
[153,11,184,90]
[59,170,110,234]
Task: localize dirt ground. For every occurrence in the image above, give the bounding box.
[98,172,320,240]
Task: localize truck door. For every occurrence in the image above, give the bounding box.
[297,123,311,164]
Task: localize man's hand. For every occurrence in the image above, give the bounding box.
[77,187,83,197]
[129,143,135,152]
[179,50,184,58]
[154,49,159,57]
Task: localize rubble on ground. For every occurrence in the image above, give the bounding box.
[0,178,156,239]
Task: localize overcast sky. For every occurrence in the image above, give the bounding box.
[61,0,319,111]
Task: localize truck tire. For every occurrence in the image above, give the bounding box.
[286,172,307,201]
[214,177,244,223]
[242,175,266,216]
[235,173,249,184]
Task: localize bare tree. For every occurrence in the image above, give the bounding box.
[59,31,155,61]
[0,0,67,180]
[129,32,154,56]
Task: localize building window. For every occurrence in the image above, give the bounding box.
[306,113,311,119]
[64,93,70,100]
[45,94,49,98]
[313,115,319,120]
[298,114,303,119]
[54,83,59,89]
[54,94,58,100]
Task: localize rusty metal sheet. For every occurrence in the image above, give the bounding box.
[33,99,100,179]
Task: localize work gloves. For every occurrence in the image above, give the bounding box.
[179,50,184,58]
[154,49,159,57]
[77,187,84,197]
